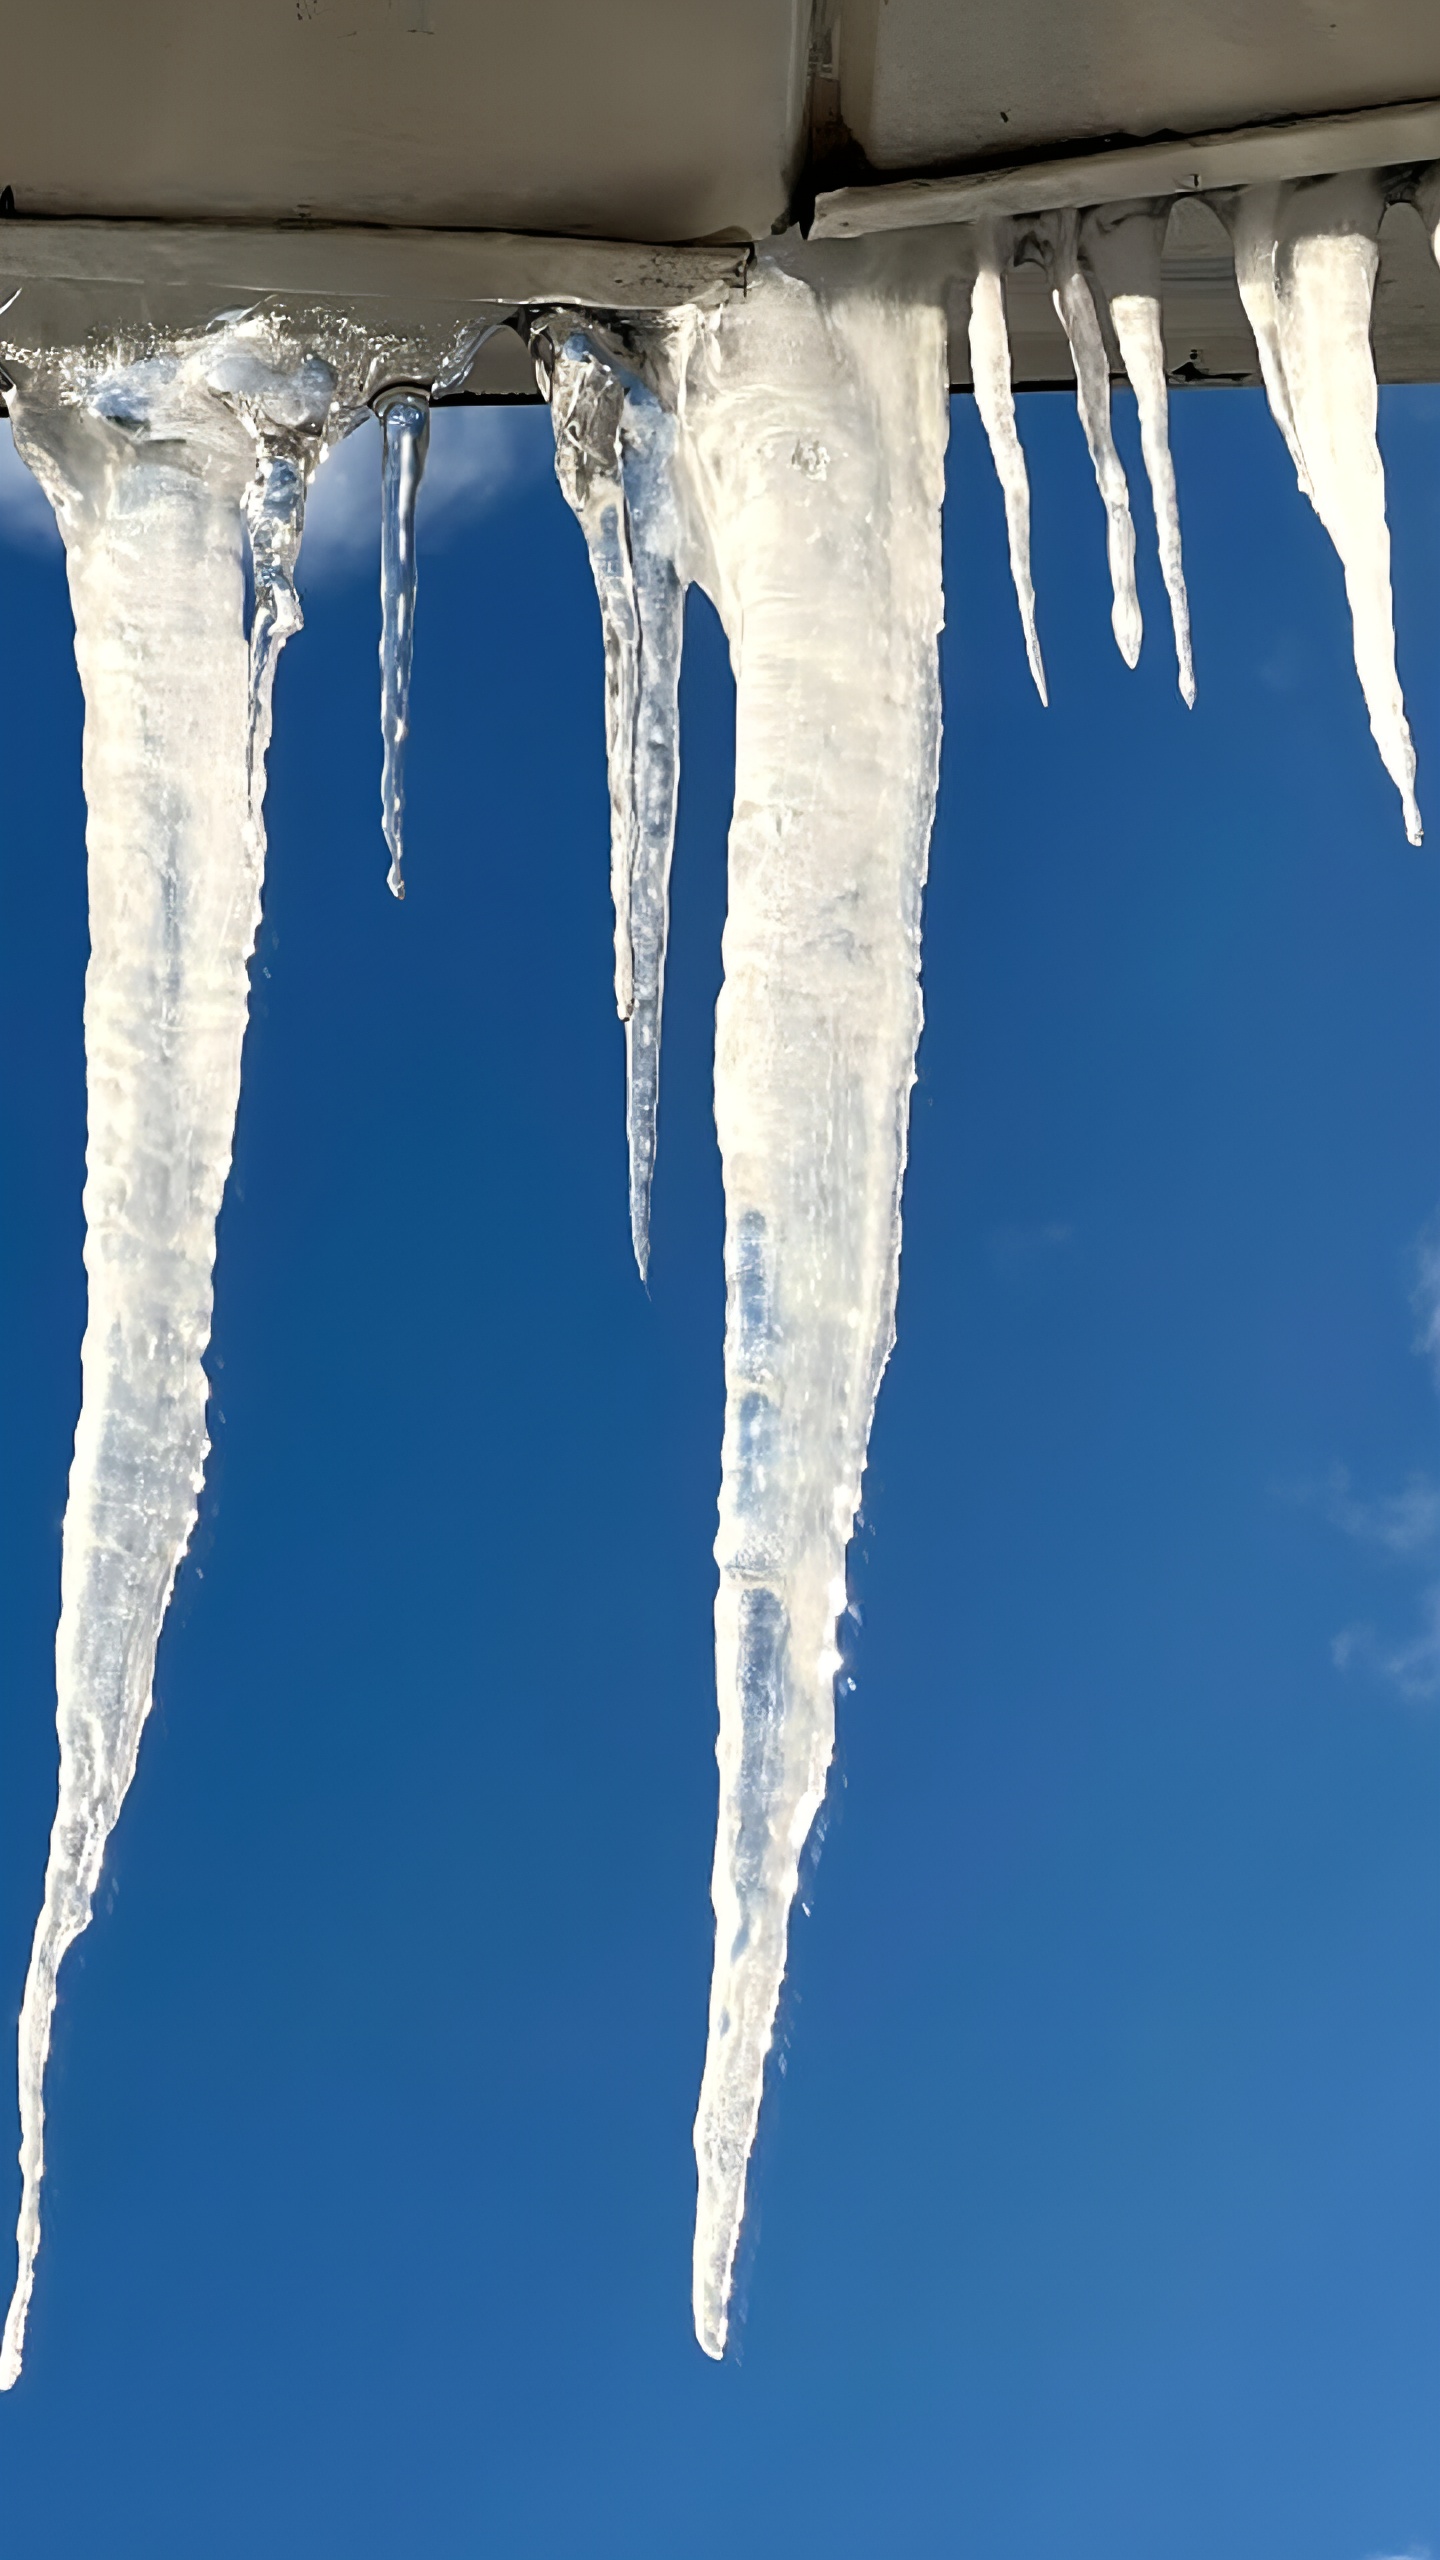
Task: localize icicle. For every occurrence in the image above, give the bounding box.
[1218,182,1314,499]
[0,328,336,2391]
[1082,199,1195,705]
[672,243,948,2358]
[1033,207,1142,667]
[967,218,1046,703]
[244,451,307,819]
[1232,173,1420,844]
[377,383,430,901]
[549,323,687,1277]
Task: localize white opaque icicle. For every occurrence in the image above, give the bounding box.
[551,324,687,1276]
[1222,182,1314,500]
[674,244,948,2359]
[0,330,336,2391]
[1036,208,1142,667]
[1083,200,1195,704]
[378,385,430,900]
[1237,173,1421,844]
[968,220,1047,703]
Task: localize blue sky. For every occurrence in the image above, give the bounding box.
[0,371,1436,2558]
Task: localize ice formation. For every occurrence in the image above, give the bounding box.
[1033,206,1144,669]
[378,385,431,900]
[968,219,1047,703]
[1081,201,1195,704]
[1228,173,1421,845]
[1,160,1435,2382]
[0,308,481,2388]
[549,323,687,1272]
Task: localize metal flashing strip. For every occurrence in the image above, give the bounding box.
[812,94,1440,238]
[0,220,749,314]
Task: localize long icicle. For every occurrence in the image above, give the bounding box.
[675,243,948,2359]
[377,384,430,901]
[1083,199,1195,705]
[550,324,687,1277]
[1242,173,1421,844]
[1036,208,1142,667]
[968,218,1047,703]
[0,332,331,2389]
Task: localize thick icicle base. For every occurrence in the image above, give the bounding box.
[675,247,949,2358]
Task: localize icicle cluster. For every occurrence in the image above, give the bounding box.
[966,172,1431,841]
[0,306,481,2389]
[2,153,1437,2388]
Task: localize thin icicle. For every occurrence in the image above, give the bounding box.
[674,242,948,2359]
[377,384,430,900]
[1034,208,1142,667]
[967,218,1046,703]
[1219,182,1314,499]
[244,451,308,814]
[550,323,687,1277]
[1083,200,1195,705]
[1236,173,1420,844]
[0,328,338,2392]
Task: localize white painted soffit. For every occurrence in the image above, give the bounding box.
[0,0,810,243]
[832,0,1440,177]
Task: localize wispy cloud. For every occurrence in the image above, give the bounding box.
[1333,1587,1440,1704]
[302,403,547,580]
[1316,1463,1440,1560]
[0,402,550,575]
[1319,1217,1440,1705]
[1412,1210,1440,1390]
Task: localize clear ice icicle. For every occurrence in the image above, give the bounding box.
[1083,200,1195,704]
[1240,173,1421,844]
[378,384,430,900]
[550,323,687,1276]
[674,244,948,2358]
[1035,208,1142,667]
[967,219,1047,703]
[245,450,308,817]
[0,329,334,2389]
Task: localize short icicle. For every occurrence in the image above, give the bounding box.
[967,218,1047,703]
[377,384,430,900]
[1083,199,1195,704]
[549,322,687,1276]
[1035,207,1142,667]
[674,243,949,2358]
[0,328,335,2388]
[1238,173,1421,843]
[1219,181,1314,499]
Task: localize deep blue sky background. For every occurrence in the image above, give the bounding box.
[0,375,1437,2558]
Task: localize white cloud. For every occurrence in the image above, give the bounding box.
[1333,1586,1440,1704]
[301,402,548,581]
[1412,1212,1440,1391]
[0,400,550,575]
[1317,1213,1440,1707]
[1317,1463,1440,1560]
